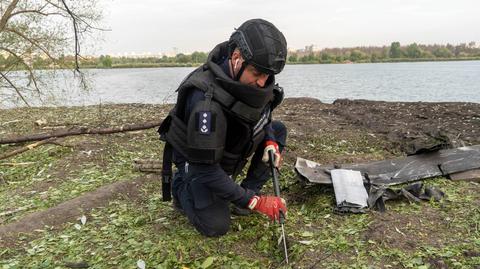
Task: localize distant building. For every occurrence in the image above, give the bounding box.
[293,44,320,57]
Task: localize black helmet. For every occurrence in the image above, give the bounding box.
[229,19,287,75]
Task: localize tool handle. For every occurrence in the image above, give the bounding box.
[268,150,289,264]
[268,150,281,197]
[268,150,285,224]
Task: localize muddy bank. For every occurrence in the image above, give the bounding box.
[331,99,480,152]
[276,97,480,156]
[2,97,480,161]
[3,98,480,139]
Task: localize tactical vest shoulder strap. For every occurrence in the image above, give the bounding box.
[186,68,265,123]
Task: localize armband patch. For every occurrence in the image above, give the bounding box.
[196,111,215,135]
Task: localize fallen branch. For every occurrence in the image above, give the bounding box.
[0,205,32,218]
[136,168,161,173]
[0,120,162,144]
[1,120,21,126]
[134,159,161,164]
[41,126,67,130]
[0,138,57,160]
[133,159,162,173]
[0,162,36,166]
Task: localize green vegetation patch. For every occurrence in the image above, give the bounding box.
[1,104,479,268]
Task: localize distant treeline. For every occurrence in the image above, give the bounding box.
[289,41,480,64]
[80,51,209,68]
[1,42,479,70]
[0,52,208,70]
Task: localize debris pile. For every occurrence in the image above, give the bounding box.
[296,145,480,212]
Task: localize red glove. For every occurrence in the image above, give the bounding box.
[262,140,281,167]
[248,195,287,221]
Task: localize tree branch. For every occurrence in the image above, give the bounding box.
[0,0,19,32]
[0,120,163,144]
[10,9,47,16]
[9,2,51,17]
[133,159,162,173]
[0,162,36,167]
[4,27,57,63]
[10,10,65,17]
[0,205,33,218]
[1,0,102,105]
[0,138,57,160]
[0,46,41,94]
[0,72,30,107]
[60,0,81,72]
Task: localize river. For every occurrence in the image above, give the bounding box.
[2,61,480,107]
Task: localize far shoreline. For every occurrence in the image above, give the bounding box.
[5,57,479,72]
[87,57,480,69]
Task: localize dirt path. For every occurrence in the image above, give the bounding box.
[0,175,157,247]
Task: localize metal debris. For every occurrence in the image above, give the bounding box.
[296,145,480,186]
[368,182,445,212]
[331,169,368,213]
[294,157,332,184]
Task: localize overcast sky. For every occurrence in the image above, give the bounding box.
[91,0,480,56]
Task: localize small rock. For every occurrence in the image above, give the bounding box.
[64,261,90,268]
[137,259,146,269]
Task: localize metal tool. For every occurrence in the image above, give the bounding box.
[268,150,289,264]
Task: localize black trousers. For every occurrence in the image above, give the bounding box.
[172,121,287,237]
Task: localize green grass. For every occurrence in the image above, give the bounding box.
[1,104,479,268]
[0,133,161,223]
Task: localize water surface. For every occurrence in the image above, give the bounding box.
[2,61,479,107]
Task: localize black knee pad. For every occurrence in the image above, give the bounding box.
[199,219,230,237]
[191,200,231,237]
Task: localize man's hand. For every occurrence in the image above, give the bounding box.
[248,195,287,221]
[262,140,281,167]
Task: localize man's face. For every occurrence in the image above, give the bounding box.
[239,64,269,88]
[231,49,270,88]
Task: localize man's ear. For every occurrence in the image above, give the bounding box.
[231,48,242,61]
[231,50,238,61]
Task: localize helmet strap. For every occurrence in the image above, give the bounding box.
[234,61,247,81]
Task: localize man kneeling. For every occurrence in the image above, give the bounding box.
[158,19,288,236]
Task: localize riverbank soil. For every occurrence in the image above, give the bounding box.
[1,99,479,268]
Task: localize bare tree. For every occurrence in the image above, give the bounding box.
[0,0,102,107]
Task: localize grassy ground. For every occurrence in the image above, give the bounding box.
[0,100,479,268]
